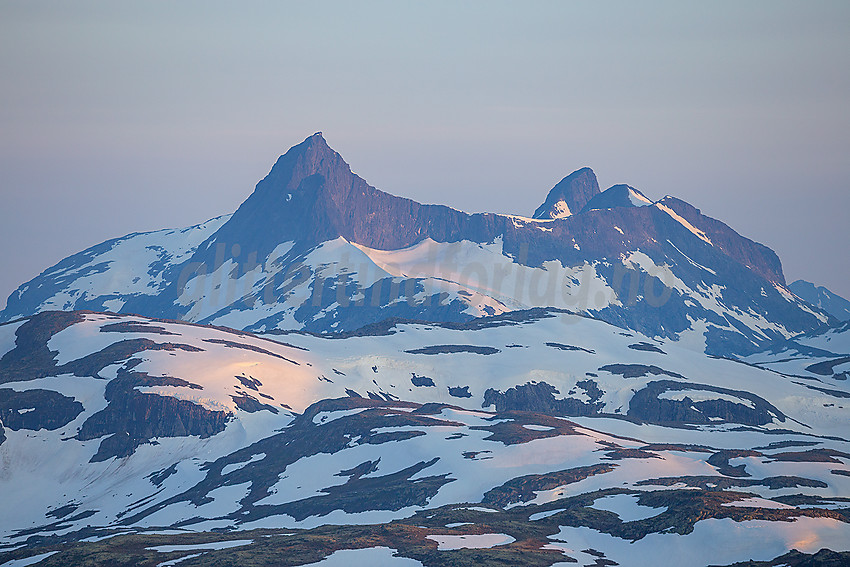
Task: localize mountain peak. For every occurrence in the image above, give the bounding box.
[580,184,653,213]
[789,280,850,321]
[255,132,352,198]
[533,167,600,219]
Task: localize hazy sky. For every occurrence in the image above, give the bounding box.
[1,1,849,308]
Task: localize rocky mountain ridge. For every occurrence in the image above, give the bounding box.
[0,133,832,358]
[789,280,850,322]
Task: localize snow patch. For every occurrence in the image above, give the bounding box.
[721,497,794,510]
[530,508,565,521]
[147,539,254,553]
[590,493,666,521]
[0,551,60,567]
[221,453,267,476]
[426,533,515,550]
[628,188,653,206]
[523,424,555,431]
[550,200,572,219]
[658,390,755,409]
[548,517,850,566]
[313,408,370,425]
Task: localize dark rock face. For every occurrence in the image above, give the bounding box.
[410,373,435,387]
[546,342,595,354]
[482,463,615,507]
[230,393,279,414]
[707,450,758,477]
[405,345,500,355]
[580,184,651,212]
[100,321,178,335]
[147,463,179,487]
[447,385,472,398]
[806,357,850,376]
[628,342,666,354]
[482,381,604,416]
[199,132,481,256]
[627,380,785,426]
[533,167,600,219]
[0,311,85,384]
[654,196,785,285]
[482,378,784,426]
[598,364,684,379]
[0,388,84,431]
[77,367,230,462]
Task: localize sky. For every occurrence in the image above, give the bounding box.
[1,1,849,308]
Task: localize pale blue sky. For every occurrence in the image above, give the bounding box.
[1,1,849,304]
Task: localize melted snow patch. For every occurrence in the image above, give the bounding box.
[426,533,515,550]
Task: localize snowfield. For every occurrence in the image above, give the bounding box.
[0,309,847,565]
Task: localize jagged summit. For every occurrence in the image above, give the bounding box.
[532,167,600,219]
[581,184,653,213]
[200,132,378,255]
[254,132,352,200]
[0,133,831,356]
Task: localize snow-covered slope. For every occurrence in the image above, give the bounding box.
[0,134,832,358]
[1,310,848,565]
[1,215,230,317]
[746,320,850,385]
